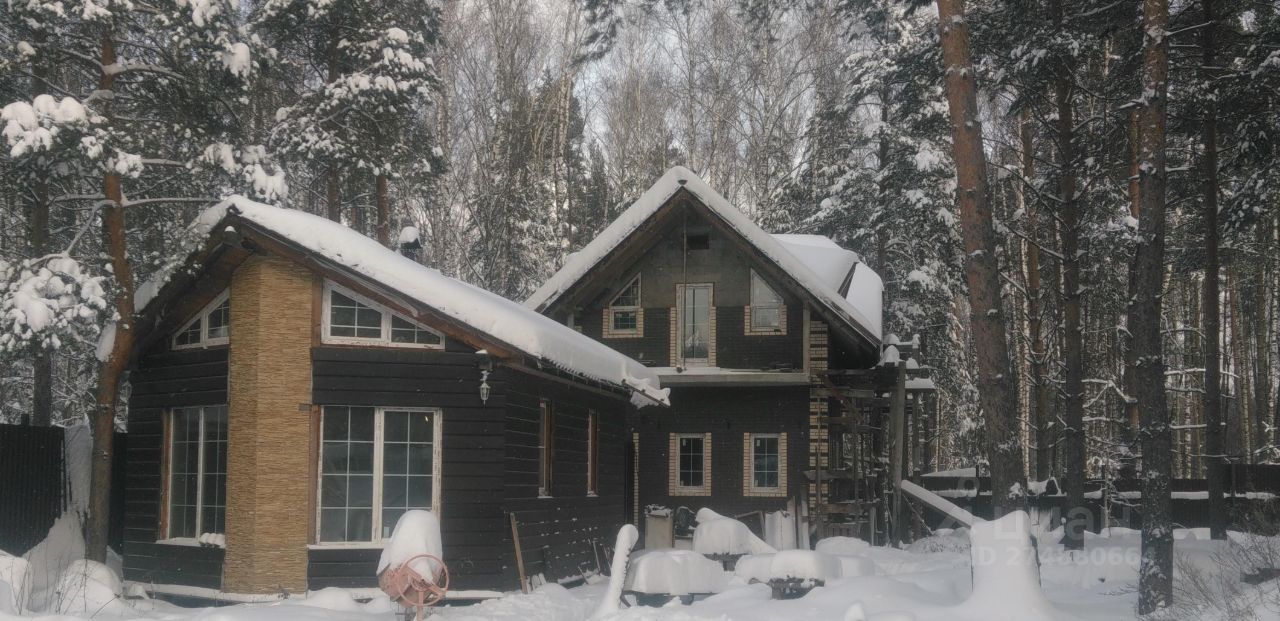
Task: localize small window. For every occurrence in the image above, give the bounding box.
[749,271,784,332]
[172,291,230,349]
[606,276,642,337]
[318,406,440,543]
[322,282,444,349]
[670,432,711,496]
[539,400,555,497]
[587,411,599,496]
[745,432,787,497]
[166,406,227,539]
[686,233,710,250]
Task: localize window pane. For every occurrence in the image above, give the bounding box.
[751,273,782,307]
[320,509,346,542]
[408,478,431,507]
[349,407,375,441]
[348,475,373,507]
[408,445,433,475]
[356,307,382,329]
[174,318,202,346]
[385,411,409,441]
[752,307,781,330]
[409,413,433,443]
[383,475,408,507]
[323,407,349,441]
[382,509,405,539]
[168,408,201,538]
[206,299,230,339]
[391,316,442,345]
[385,443,408,474]
[322,442,349,473]
[681,287,710,360]
[322,474,347,507]
[329,290,383,340]
[330,307,355,327]
[348,443,374,474]
[347,509,372,541]
[612,310,637,331]
[612,277,639,307]
[679,436,704,488]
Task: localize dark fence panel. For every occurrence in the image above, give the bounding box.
[0,424,66,556]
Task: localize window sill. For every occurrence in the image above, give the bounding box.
[307,542,387,550]
[670,489,712,497]
[154,538,224,548]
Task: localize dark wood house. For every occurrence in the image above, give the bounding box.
[119,199,668,599]
[526,167,910,542]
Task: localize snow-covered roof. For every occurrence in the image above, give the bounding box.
[139,197,668,406]
[525,166,882,345]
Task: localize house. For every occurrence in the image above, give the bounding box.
[119,198,668,599]
[527,167,908,541]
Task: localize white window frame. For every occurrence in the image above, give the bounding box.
[745,432,786,497]
[748,271,784,333]
[669,432,711,496]
[321,281,445,350]
[163,405,228,541]
[172,290,230,350]
[676,283,714,366]
[314,406,444,547]
[605,275,642,337]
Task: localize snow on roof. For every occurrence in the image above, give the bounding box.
[139,197,668,406]
[525,166,881,344]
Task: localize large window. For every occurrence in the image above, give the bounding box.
[538,400,554,497]
[678,284,713,365]
[322,282,444,349]
[748,271,784,333]
[318,406,441,544]
[669,432,711,496]
[744,432,787,497]
[604,276,642,338]
[172,291,230,349]
[167,406,227,539]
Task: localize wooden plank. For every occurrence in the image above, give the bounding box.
[510,513,529,593]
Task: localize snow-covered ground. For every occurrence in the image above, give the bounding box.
[6,522,1280,621]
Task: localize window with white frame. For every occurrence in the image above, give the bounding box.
[744,432,787,497]
[322,282,444,349]
[172,291,230,349]
[669,432,711,496]
[167,406,227,539]
[678,284,713,365]
[748,271,784,332]
[605,276,642,337]
[318,406,442,543]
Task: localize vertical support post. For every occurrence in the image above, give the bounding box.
[889,360,908,544]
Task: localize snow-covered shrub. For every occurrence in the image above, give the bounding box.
[1174,504,1280,620]
[52,559,129,615]
[906,527,971,555]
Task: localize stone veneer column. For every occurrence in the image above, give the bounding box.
[223,255,315,593]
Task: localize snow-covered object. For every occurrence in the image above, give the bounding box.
[140,199,668,406]
[525,167,881,345]
[377,510,444,580]
[734,550,842,583]
[834,554,876,578]
[880,344,901,366]
[0,551,31,614]
[52,560,130,615]
[763,511,796,551]
[815,536,870,556]
[692,509,776,556]
[398,226,421,246]
[592,524,638,618]
[0,255,107,354]
[845,263,883,338]
[624,549,729,595]
[770,234,858,291]
[197,533,226,547]
[23,513,84,611]
[898,480,980,527]
[960,511,1054,620]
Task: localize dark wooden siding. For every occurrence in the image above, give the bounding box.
[309,347,510,591]
[630,386,809,521]
[715,305,804,370]
[582,307,670,367]
[123,347,228,588]
[504,369,629,583]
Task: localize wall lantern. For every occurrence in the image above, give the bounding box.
[477,351,493,404]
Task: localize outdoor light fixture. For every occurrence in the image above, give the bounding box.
[477,351,493,404]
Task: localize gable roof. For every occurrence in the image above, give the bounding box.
[526,166,883,346]
[132,197,669,406]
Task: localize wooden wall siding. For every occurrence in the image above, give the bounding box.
[717,305,803,370]
[224,255,314,593]
[309,346,511,591]
[581,307,669,367]
[629,386,808,522]
[807,319,830,510]
[123,348,229,589]
[504,369,629,583]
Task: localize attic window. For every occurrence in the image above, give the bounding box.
[604,275,642,338]
[686,232,710,250]
[322,282,443,349]
[172,291,230,350]
[748,271,784,333]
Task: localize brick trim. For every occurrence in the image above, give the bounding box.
[744,305,788,336]
[743,432,788,497]
[668,432,712,496]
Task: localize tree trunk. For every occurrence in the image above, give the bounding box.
[87,31,137,563]
[29,35,53,427]
[1133,0,1173,611]
[1199,0,1226,541]
[376,174,390,245]
[934,0,1025,516]
[1019,110,1051,481]
[1051,0,1086,552]
[1124,111,1141,434]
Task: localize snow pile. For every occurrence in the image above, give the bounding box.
[143,199,668,406]
[593,524,638,618]
[22,513,86,612]
[624,549,729,595]
[815,537,871,556]
[198,532,226,547]
[51,559,131,616]
[734,550,843,584]
[905,528,971,555]
[762,511,796,551]
[957,510,1055,621]
[0,551,31,614]
[691,509,776,556]
[377,510,444,580]
[526,166,882,344]
[770,234,858,292]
